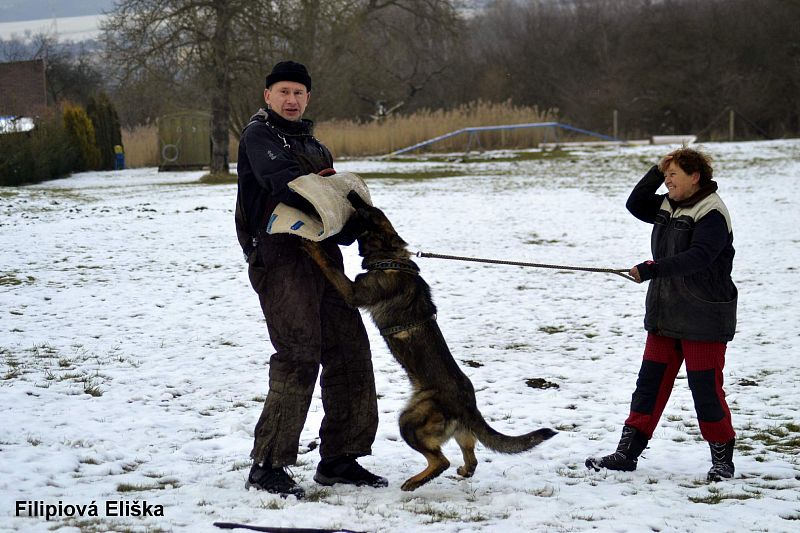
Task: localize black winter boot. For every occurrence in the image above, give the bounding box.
[586,425,649,472]
[314,454,388,487]
[707,439,735,481]
[245,463,305,498]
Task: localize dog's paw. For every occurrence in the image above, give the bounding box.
[400,478,422,491]
[456,465,476,478]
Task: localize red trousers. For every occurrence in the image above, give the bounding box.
[625,333,735,443]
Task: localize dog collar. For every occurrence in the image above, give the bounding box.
[380,314,437,337]
[365,259,420,275]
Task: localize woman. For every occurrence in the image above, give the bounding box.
[586,147,738,481]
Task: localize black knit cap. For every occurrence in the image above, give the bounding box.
[265,61,312,91]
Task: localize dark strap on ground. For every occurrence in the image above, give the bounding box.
[213,523,366,533]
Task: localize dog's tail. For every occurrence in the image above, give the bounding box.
[470,412,557,454]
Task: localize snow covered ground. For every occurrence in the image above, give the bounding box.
[1,139,799,532]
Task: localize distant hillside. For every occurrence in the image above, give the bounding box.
[0,14,104,43]
[0,0,114,23]
[1,0,497,24]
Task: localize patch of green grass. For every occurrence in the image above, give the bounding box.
[116,479,179,492]
[386,148,569,164]
[58,371,86,381]
[539,325,567,334]
[526,377,559,389]
[359,170,466,181]
[303,486,331,502]
[504,342,529,350]
[28,343,58,358]
[142,471,168,479]
[747,422,800,453]
[572,512,600,522]
[524,236,563,245]
[478,149,570,163]
[4,343,140,396]
[2,365,21,380]
[63,439,92,448]
[59,517,170,533]
[409,502,466,523]
[555,423,578,431]
[527,484,556,497]
[121,460,143,473]
[689,486,762,504]
[0,272,35,286]
[259,498,285,510]
[83,379,103,398]
[199,172,237,185]
[556,465,586,479]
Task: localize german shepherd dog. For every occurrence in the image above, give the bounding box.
[302,192,556,491]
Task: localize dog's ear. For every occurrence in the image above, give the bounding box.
[347,190,370,210]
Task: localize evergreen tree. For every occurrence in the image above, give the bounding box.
[63,103,101,172]
[87,93,123,170]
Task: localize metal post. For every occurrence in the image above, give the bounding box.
[613,109,618,140]
[729,109,735,142]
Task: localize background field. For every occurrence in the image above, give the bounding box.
[1,139,799,532]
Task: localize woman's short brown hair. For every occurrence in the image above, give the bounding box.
[659,147,714,184]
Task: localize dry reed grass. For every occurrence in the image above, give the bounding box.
[119,100,559,166]
[315,100,559,158]
[121,125,238,168]
[121,125,159,168]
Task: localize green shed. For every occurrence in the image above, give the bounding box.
[157,111,211,171]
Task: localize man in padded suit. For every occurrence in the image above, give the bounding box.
[235,60,387,498]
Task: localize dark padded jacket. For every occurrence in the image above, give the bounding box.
[235,108,333,259]
[626,166,738,343]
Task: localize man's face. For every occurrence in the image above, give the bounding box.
[264,81,310,121]
[663,160,700,202]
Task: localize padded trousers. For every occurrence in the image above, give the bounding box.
[247,235,378,467]
[625,332,735,443]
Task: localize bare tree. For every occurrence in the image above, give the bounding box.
[317,0,463,119]
[459,0,799,139]
[102,0,270,174]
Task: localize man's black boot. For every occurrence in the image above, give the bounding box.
[707,439,735,481]
[245,463,305,498]
[314,454,388,487]
[586,425,649,472]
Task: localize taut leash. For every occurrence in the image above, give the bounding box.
[414,251,637,282]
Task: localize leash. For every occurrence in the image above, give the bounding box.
[414,251,637,282]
